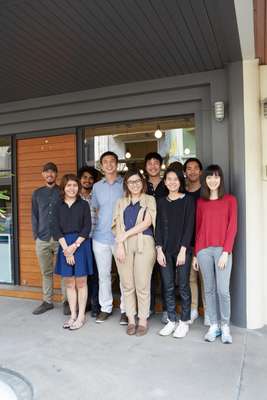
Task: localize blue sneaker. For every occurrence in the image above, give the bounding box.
[204,324,221,342]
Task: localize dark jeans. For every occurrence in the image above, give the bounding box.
[87,239,100,312]
[150,262,166,312]
[160,251,192,322]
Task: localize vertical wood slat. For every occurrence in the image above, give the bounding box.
[254,0,267,64]
[17,133,77,288]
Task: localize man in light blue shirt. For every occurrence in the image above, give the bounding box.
[92,151,126,324]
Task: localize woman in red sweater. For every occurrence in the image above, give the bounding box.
[193,165,237,344]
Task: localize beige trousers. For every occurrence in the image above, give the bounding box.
[116,235,156,320]
[36,238,66,303]
[190,260,206,310]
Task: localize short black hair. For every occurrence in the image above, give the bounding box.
[201,164,225,200]
[100,151,118,164]
[77,166,99,182]
[144,152,163,166]
[184,157,203,171]
[164,167,186,193]
[42,162,58,173]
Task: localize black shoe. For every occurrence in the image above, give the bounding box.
[91,309,99,318]
[119,312,128,325]
[85,303,92,313]
[63,301,71,316]
[95,311,112,323]
[32,301,54,315]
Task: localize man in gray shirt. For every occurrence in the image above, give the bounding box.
[32,162,68,315]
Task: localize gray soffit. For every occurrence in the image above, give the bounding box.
[0,0,242,104]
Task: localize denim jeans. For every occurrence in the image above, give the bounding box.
[197,246,232,325]
[160,251,192,322]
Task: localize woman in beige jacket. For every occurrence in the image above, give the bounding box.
[112,169,156,336]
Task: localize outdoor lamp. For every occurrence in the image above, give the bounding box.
[214,101,225,122]
[262,99,267,118]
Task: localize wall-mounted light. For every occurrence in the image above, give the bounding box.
[262,99,267,118]
[154,126,163,139]
[214,101,225,122]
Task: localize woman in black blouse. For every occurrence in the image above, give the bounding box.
[54,174,93,330]
[155,167,195,338]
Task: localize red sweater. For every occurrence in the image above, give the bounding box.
[195,194,237,255]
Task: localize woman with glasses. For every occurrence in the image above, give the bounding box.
[112,169,156,336]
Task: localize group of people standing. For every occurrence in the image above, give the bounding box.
[32,151,237,343]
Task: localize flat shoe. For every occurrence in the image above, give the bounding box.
[136,325,148,336]
[69,319,85,330]
[63,318,76,329]
[127,324,136,335]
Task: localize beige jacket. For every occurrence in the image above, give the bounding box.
[112,193,156,253]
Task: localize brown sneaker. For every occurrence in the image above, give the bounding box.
[95,311,112,323]
[63,301,71,316]
[119,313,128,325]
[136,324,148,336]
[127,324,136,335]
[32,301,54,315]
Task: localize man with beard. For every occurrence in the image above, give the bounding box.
[77,166,100,317]
[32,162,69,315]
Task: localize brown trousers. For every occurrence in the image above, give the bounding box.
[116,235,156,320]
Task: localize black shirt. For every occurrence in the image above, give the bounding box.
[185,188,201,247]
[146,179,168,201]
[53,197,91,240]
[155,194,195,254]
[32,185,60,241]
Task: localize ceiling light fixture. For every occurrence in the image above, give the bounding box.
[154,126,163,139]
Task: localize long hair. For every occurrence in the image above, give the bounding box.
[201,164,225,200]
[59,174,81,200]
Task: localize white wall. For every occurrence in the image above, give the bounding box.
[243,59,265,328]
[260,65,267,325]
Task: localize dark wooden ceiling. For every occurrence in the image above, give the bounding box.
[0,0,242,104]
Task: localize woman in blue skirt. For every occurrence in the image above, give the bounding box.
[54,174,93,330]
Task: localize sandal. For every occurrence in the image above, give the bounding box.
[63,318,76,329]
[69,319,85,331]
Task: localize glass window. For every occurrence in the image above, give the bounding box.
[84,116,196,173]
[0,136,13,283]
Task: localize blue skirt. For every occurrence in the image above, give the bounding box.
[55,233,93,277]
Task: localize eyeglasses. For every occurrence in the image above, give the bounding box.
[127,179,142,186]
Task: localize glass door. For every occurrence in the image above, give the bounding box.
[0,136,13,283]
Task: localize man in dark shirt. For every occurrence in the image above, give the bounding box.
[31,162,68,315]
[144,152,168,323]
[184,157,207,324]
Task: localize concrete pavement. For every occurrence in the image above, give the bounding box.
[0,297,266,400]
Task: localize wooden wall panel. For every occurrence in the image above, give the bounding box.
[17,133,77,288]
[254,0,267,64]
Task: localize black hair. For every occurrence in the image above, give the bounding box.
[42,162,58,173]
[123,168,147,197]
[201,164,225,200]
[184,157,203,172]
[100,151,118,164]
[77,166,99,182]
[163,167,186,193]
[144,152,163,166]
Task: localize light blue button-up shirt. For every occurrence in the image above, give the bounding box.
[91,175,123,245]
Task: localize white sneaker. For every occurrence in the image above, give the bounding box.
[173,320,189,338]
[189,308,199,324]
[204,313,211,326]
[204,324,221,342]
[221,324,232,344]
[159,320,176,336]
[161,311,169,325]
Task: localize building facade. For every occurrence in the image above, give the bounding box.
[0,0,266,329]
